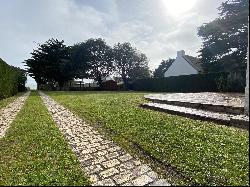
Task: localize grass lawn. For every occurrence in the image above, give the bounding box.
[0,93,24,109]
[48,91,249,186]
[0,91,90,186]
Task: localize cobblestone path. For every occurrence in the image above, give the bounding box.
[0,92,30,138]
[39,92,170,186]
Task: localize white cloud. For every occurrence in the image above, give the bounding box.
[0,0,225,89]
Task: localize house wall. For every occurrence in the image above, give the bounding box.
[164,54,198,77]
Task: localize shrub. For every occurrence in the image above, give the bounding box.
[101,80,119,91]
[129,71,246,93]
[215,72,246,92]
[0,58,27,99]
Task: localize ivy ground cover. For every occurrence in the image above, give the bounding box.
[48,91,249,186]
[0,91,89,186]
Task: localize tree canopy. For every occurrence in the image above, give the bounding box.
[153,59,175,78]
[24,38,151,90]
[112,42,150,86]
[198,0,249,73]
[71,38,113,86]
[25,39,73,89]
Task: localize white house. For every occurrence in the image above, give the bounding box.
[70,78,99,88]
[164,50,203,77]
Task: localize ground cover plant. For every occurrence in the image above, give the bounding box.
[48,91,249,186]
[0,91,90,186]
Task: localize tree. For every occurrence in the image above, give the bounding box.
[127,53,151,80]
[153,59,175,78]
[71,38,113,86]
[112,42,150,87]
[12,66,27,92]
[24,39,73,89]
[198,0,249,73]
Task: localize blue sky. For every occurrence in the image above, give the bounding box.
[0,0,224,89]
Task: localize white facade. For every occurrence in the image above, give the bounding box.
[164,50,198,77]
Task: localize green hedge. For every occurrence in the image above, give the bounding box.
[129,71,246,93]
[0,58,27,99]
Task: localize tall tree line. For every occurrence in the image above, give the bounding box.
[24,38,150,89]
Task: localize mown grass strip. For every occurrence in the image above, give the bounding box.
[48,91,249,186]
[0,92,24,109]
[0,91,89,186]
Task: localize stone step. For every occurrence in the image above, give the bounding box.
[144,96,244,115]
[141,103,249,130]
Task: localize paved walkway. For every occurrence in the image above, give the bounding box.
[39,92,170,186]
[0,92,30,138]
[145,92,245,108]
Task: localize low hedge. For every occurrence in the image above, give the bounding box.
[129,71,246,93]
[0,58,27,99]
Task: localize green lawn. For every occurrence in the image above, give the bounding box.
[0,91,90,186]
[0,93,23,109]
[48,91,249,186]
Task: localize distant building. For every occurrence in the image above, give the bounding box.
[70,78,99,88]
[164,50,203,77]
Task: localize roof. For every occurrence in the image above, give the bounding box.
[164,60,174,72]
[182,55,203,73]
[102,76,114,82]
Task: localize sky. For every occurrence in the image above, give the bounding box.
[0,0,225,89]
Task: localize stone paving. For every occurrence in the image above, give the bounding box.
[0,92,30,138]
[143,92,249,130]
[145,92,245,108]
[142,102,249,129]
[39,92,170,186]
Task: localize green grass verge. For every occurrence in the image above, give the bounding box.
[0,91,90,186]
[0,93,24,109]
[48,91,249,186]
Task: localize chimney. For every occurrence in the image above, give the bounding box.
[177,50,185,57]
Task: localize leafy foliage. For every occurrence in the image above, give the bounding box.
[24,39,73,89]
[130,71,246,92]
[153,59,175,78]
[25,38,151,90]
[198,0,249,72]
[71,38,113,86]
[112,42,150,87]
[49,91,249,186]
[0,58,27,99]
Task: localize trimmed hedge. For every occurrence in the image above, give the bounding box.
[0,58,26,99]
[129,71,246,93]
[101,80,119,91]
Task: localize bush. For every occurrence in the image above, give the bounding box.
[0,58,27,99]
[215,72,246,92]
[129,71,246,93]
[101,80,119,91]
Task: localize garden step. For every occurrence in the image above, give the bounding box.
[141,102,249,130]
[144,94,244,115]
